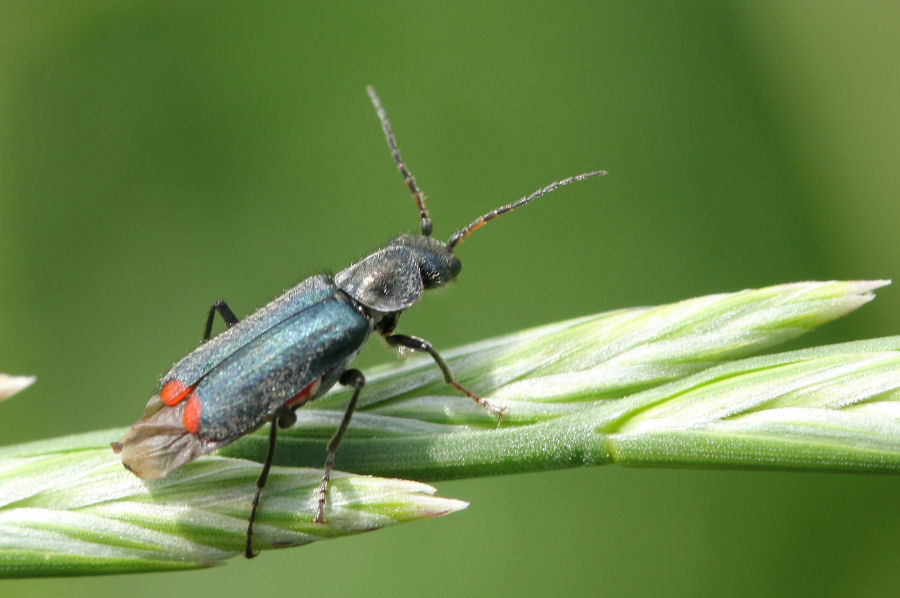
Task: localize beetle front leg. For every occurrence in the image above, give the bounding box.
[315,369,365,524]
[202,299,239,341]
[384,334,505,421]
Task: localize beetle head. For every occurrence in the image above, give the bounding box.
[335,234,460,313]
[389,234,461,288]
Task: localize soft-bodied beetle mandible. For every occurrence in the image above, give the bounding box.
[112,86,606,557]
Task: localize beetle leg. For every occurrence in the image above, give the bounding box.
[384,334,505,421]
[315,369,365,524]
[244,407,290,558]
[203,299,239,341]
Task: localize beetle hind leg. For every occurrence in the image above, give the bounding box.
[203,299,239,341]
[315,369,365,524]
[244,408,290,558]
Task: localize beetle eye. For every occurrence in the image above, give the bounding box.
[449,255,461,278]
[424,253,462,287]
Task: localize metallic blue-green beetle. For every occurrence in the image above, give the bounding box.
[112,86,606,557]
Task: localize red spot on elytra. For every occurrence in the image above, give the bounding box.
[284,377,322,408]
[183,394,201,435]
[161,380,195,406]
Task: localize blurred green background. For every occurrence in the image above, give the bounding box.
[1,1,898,596]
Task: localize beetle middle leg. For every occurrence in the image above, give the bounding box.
[203,299,239,341]
[315,369,365,524]
[385,334,505,420]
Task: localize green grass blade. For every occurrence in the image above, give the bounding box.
[1,280,894,578]
[217,280,896,477]
[222,337,900,480]
[605,337,900,470]
[0,443,466,577]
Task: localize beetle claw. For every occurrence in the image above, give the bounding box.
[482,400,506,426]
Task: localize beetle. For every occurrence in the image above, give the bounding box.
[112,86,606,557]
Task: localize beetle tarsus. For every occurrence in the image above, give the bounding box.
[315,369,365,524]
[449,380,506,423]
[385,333,504,422]
[315,450,336,524]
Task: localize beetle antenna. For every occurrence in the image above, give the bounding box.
[367,86,433,237]
[447,170,607,250]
